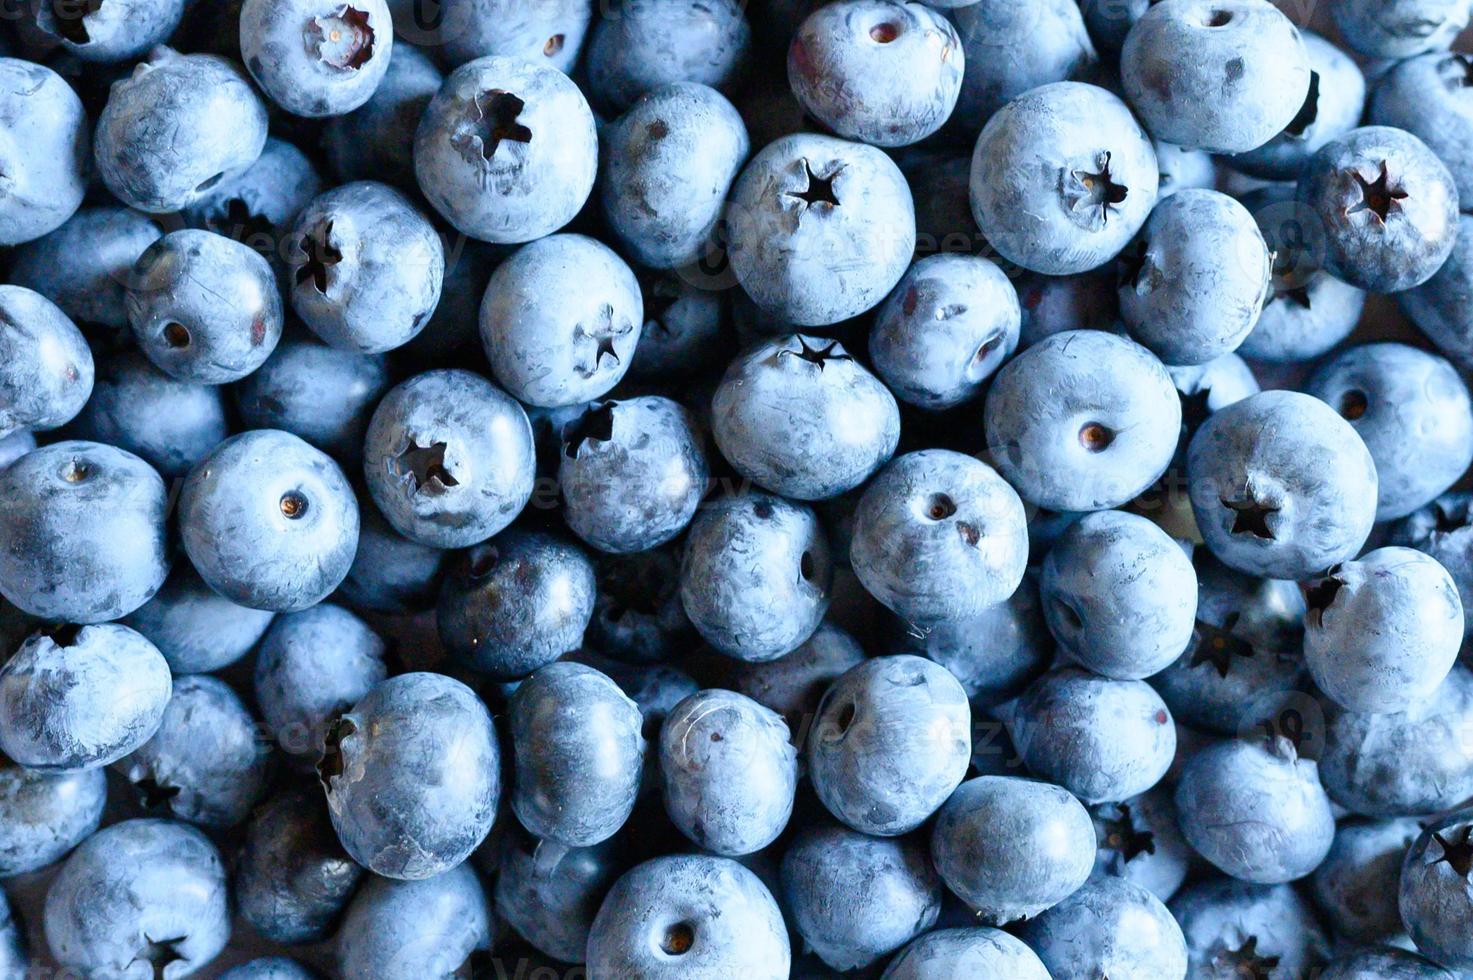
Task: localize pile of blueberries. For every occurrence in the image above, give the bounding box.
[11,0,1473,976]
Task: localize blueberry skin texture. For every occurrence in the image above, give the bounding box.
[679,492,832,662]
[1016,268,1121,348]
[234,332,391,464]
[94,49,269,214]
[287,182,444,354]
[218,959,322,980]
[8,206,161,342]
[1297,126,1459,294]
[0,441,171,623]
[1311,816,1423,943]
[1320,666,1473,817]
[882,928,1050,980]
[437,530,596,679]
[1400,808,1473,970]
[363,369,535,549]
[509,662,645,847]
[1402,214,1473,371]
[338,500,448,614]
[1332,0,1472,58]
[34,0,184,63]
[323,42,443,188]
[930,775,1095,923]
[240,0,393,117]
[586,855,790,980]
[1118,189,1272,366]
[1020,876,1187,980]
[254,603,388,760]
[781,824,940,971]
[72,350,228,479]
[180,430,359,612]
[183,136,325,264]
[850,449,1028,626]
[0,60,88,246]
[1322,948,1458,980]
[1166,352,1260,466]
[1168,877,1329,980]
[787,0,963,147]
[727,133,915,326]
[126,229,284,384]
[870,254,1021,410]
[236,783,364,945]
[728,620,867,726]
[969,82,1158,275]
[1005,667,1175,805]
[495,828,626,963]
[1309,344,1473,522]
[985,330,1181,512]
[336,863,493,980]
[0,430,34,469]
[1187,390,1377,581]
[559,397,709,552]
[1090,786,1193,903]
[584,0,752,114]
[600,82,749,270]
[480,234,643,407]
[429,0,592,74]
[1391,492,1473,638]
[950,0,1098,139]
[123,564,275,675]
[321,672,500,879]
[660,689,796,855]
[0,285,94,437]
[44,819,230,979]
[1373,52,1473,205]
[0,894,24,980]
[713,334,900,500]
[0,760,105,875]
[1238,186,1368,364]
[1042,510,1197,680]
[414,55,597,244]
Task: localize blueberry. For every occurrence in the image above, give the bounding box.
[781,824,940,971]
[850,449,1028,626]
[494,827,627,963]
[897,148,977,256]
[336,862,492,978]
[1320,666,1473,816]
[599,82,749,270]
[1079,0,1151,54]
[1,902,28,980]
[584,0,752,114]
[362,369,534,548]
[44,819,231,978]
[587,545,696,664]
[1321,947,1458,980]
[71,350,227,479]
[628,271,733,382]
[414,55,597,244]
[480,233,643,406]
[1311,816,1423,943]
[180,430,359,611]
[1373,52,1473,207]
[985,330,1180,512]
[727,133,915,325]
[1400,807,1473,970]
[234,331,392,464]
[1331,0,1472,58]
[788,0,963,147]
[1187,390,1377,580]
[1166,352,1260,467]
[1042,510,1197,680]
[1118,188,1272,366]
[1390,491,1473,637]
[240,0,392,117]
[1020,876,1188,979]
[1090,785,1193,902]
[870,254,1021,410]
[1297,126,1458,293]
[509,662,644,846]
[0,431,33,470]
[94,49,269,214]
[0,758,105,875]
[34,0,184,62]
[123,564,275,675]
[560,397,709,552]
[218,958,323,980]
[437,529,596,679]
[1402,213,1473,370]
[0,441,170,623]
[254,603,388,760]
[1168,877,1329,980]
[0,59,88,246]
[336,500,448,614]
[320,672,500,879]
[322,41,443,188]
[587,854,790,979]
[183,136,325,264]
[429,0,592,75]
[0,284,94,437]
[679,491,832,661]
[1015,268,1121,348]
[882,927,1050,980]
[727,620,866,726]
